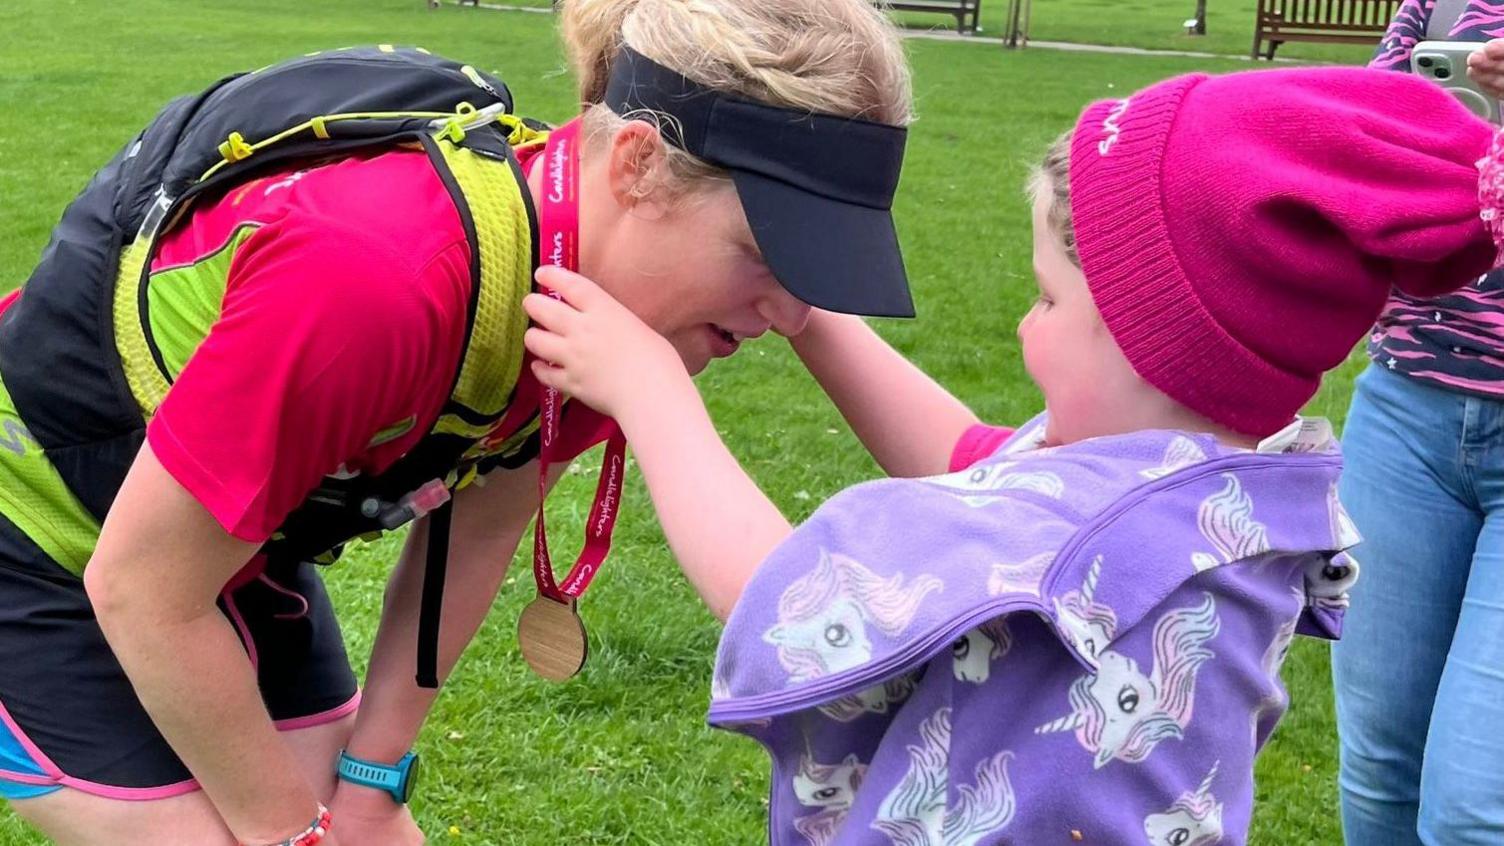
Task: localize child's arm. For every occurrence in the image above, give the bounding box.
[789,310,980,478]
[523,267,791,621]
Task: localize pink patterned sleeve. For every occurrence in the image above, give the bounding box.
[1479,124,1504,264]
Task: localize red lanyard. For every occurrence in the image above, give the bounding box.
[532,118,629,603]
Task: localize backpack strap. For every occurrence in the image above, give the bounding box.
[417,499,454,689]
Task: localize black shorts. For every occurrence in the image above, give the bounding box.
[0,514,357,800]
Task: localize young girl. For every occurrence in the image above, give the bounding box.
[523,66,1504,843]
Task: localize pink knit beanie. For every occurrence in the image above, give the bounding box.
[1069,66,1501,437]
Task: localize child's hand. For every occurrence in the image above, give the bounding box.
[1466,40,1504,100]
[523,265,687,421]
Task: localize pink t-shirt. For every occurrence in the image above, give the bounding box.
[143,148,610,543]
[948,423,1017,472]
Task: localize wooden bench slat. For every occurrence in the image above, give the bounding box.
[876,0,981,33]
[1253,0,1387,59]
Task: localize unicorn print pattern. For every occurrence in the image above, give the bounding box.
[818,675,920,724]
[1262,603,1299,682]
[929,462,1066,508]
[1053,556,1119,664]
[988,552,1055,597]
[1191,476,1270,572]
[763,551,941,717]
[953,618,1013,684]
[1037,594,1222,768]
[1143,764,1224,846]
[1140,435,1209,480]
[1301,552,1358,620]
[792,752,867,846]
[872,708,1016,846]
[1250,592,1302,745]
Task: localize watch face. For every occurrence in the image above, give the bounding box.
[401,754,421,803]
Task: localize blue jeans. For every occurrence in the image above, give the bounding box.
[1334,363,1504,846]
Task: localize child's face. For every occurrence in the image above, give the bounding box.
[1019,184,1160,446]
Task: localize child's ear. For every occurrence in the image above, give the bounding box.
[605,121,672,220]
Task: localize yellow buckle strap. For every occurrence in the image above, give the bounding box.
[496,113,542,147]
[438,102,481,145]
[217,131,254,164]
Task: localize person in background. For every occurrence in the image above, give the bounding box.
[1333,7,1504,842]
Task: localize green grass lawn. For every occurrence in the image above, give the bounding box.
[0,1,1363,842]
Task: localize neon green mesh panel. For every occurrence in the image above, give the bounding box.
[0,378,102,575]
[113,238,171,416]
[146,227,258,379]
[434,142,531,422]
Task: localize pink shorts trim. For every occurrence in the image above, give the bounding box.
[0,692,62,781]
[0,768,56,786]
[0,689,360,802]
[0,693,203,801]
[45,693,362,799]
[54,775,203,801]
[273,690,361,732]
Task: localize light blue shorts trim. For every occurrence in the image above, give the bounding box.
[0,706,59,801]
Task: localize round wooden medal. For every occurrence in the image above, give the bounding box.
[517,595,589,682]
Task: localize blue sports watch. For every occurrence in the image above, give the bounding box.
[337,749,421,804]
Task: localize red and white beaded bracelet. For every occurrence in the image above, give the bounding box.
[247,804,332,846]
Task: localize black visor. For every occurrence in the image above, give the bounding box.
[604,48,914,318]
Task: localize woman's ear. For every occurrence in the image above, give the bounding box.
[606,120,672,220]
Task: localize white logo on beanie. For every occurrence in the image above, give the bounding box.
[1098,99,1131,156]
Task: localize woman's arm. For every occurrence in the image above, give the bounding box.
[789,310,980,478]
[84,444,331,845]
[330,461,563,839]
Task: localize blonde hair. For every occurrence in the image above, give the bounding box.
[1029,131,1078,267]
[559,0,913,197]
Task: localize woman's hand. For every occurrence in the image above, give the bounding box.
[523,265,687,421]
[1466,40,1504,100]
[328,783,424,846]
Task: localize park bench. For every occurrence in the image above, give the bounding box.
[879,0,983,34]
[1251,0,1398,59]
[438,0,990,39]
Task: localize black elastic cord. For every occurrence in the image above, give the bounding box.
[415,500,453,689]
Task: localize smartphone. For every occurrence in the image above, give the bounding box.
[1413,41,1501,124]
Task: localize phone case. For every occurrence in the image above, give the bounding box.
[1413,40,1501,124]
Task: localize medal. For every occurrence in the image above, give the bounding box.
[519,117,629,681]
[517,595,589,682]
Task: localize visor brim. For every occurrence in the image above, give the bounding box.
[733,171,915,319]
